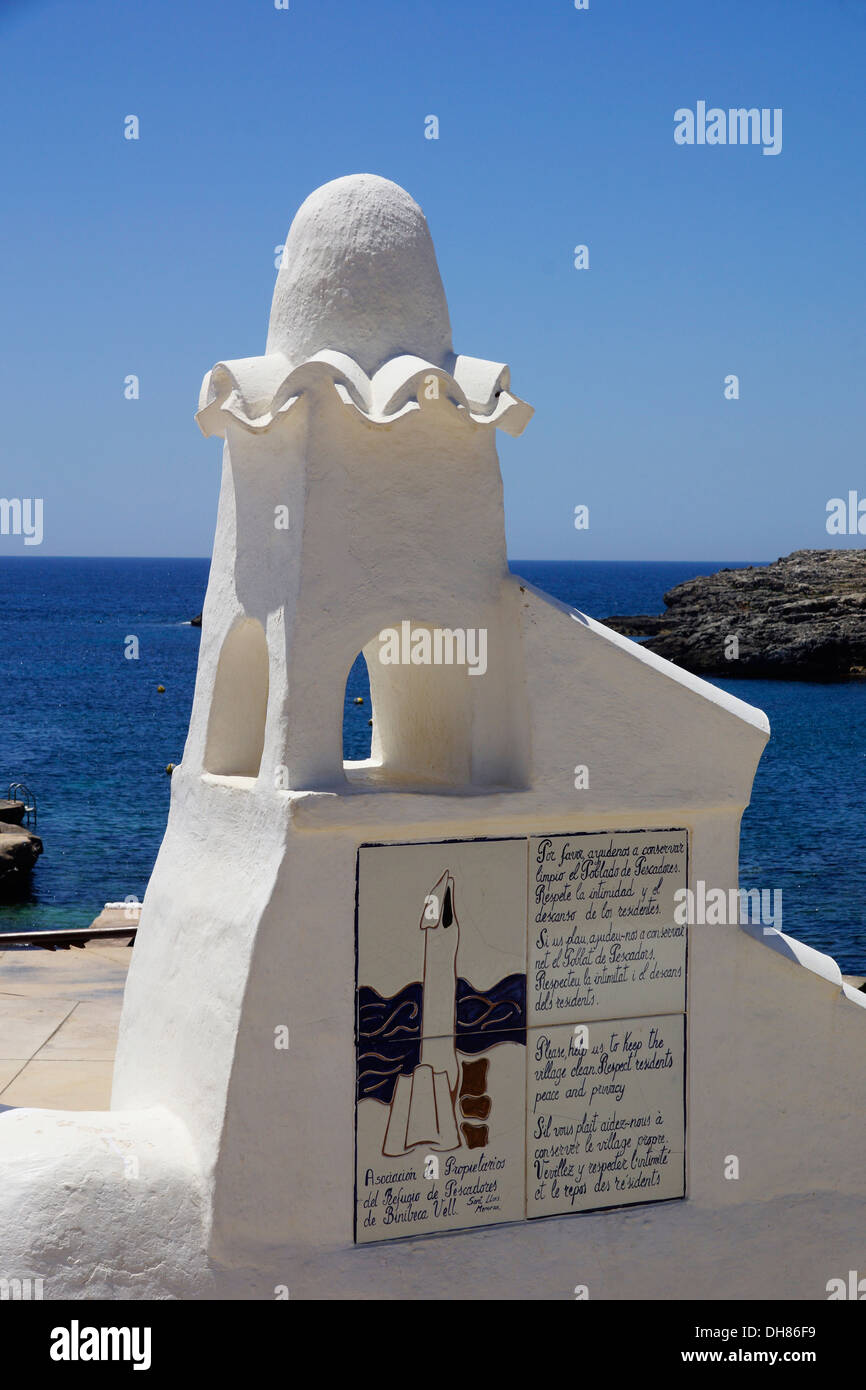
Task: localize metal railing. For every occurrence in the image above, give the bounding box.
[7,782,36,828]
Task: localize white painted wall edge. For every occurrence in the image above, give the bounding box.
[511,575,771,737]
[740,920,866,1008]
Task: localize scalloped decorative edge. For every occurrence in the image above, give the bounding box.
[196,350,534,439]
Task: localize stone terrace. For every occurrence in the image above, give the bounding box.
[0,940,131,1110]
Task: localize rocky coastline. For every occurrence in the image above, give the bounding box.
[603,550,866,679]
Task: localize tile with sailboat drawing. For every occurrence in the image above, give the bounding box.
[356,837,527,1045]
[355,837,527,1242]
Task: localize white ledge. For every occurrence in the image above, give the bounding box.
[740,921,866,1009]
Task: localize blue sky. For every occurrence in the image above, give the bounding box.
[1,0,864,559]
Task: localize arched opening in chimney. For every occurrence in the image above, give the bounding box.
[204,618,269,778]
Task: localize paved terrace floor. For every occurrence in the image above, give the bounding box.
[0,934,131,1111]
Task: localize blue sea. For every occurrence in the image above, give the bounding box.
[1,557,864,973]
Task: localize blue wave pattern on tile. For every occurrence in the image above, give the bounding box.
[357,974,527,1103]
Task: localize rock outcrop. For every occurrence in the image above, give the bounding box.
[0,821,42,889]
[603,550,866,679]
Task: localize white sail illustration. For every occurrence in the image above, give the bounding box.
[382,870,462,1155]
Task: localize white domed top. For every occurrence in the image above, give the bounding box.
[266,174,453,375]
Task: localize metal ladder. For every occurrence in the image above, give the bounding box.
[7,781,36,828]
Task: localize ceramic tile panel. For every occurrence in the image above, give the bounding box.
[355,832,688,1243]
[355,1028,526,1242]
[356,838,528,1044]
[528,830,688,1025]
[527,1014,685,1217]
[355,838,528,1242]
